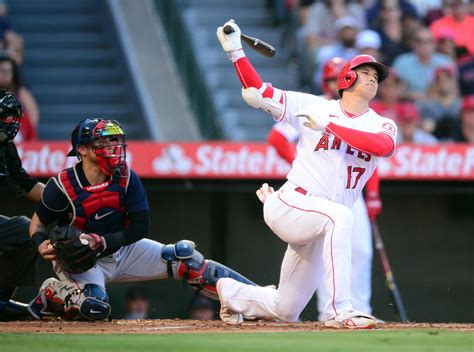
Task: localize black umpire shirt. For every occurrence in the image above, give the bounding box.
[0,141,38,197]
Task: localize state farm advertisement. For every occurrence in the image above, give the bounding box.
[15,142,474,180]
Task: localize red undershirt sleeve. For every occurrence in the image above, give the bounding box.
[267,129,296,164]
[325,122,395,157]
[233,57,263,89]
[365,168,380,195]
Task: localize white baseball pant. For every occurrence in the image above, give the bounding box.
[317,195,372,320]
[218,181,359,321]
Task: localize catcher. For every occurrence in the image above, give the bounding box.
[28,118,254,321]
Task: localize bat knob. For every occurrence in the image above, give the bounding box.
[223,24,235,35]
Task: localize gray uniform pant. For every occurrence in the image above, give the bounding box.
[54,238,178,292]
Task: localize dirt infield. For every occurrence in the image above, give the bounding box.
[1,320,473,334]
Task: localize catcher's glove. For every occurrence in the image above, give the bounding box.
[49,225,106,274]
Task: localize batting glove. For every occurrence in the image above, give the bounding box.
[216,19,244,62]
[366,191,382,221]
[296,110,331,132]
[256,183,274,204]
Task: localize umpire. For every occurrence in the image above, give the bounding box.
[0,89,44,320]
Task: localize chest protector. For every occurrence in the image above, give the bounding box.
[58,165,129,234]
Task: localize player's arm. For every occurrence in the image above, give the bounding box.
[365,169,382,221]
[267,121,300,164]
[30,177,71,260]
[298,111,396,157]
[268,128,296,164]
[326,123,395,157]
[100,210,150,257]
[100,170,150,256]
[5,142,45,201]
[30,212,56,261]
[25,182,45,203]
[216,21,286,121]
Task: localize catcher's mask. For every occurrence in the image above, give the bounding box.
[68,118,128,177]
[0,90,23,144]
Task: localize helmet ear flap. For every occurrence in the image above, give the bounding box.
[344,70,357,86]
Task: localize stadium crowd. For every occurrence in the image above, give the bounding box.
[276,0,474,144]
[0,0,39,142]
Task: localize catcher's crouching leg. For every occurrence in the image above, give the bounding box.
[28,278,111,321]
[162,240,256,300]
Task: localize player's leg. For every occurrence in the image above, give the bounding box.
[109,238,254,300]
[218,183,354,322]
[218,239,325,322]
[317,195,373,320]
[28,263,109,321]
[0,215,38,321]
[350,195,373,314]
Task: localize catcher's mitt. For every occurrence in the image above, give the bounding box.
[49,225,103,274]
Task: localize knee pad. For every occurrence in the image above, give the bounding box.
[162,240,256,300]
[78,284,111,321]
[161,240,205,279]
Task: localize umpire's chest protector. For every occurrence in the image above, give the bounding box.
[58,165,129,235]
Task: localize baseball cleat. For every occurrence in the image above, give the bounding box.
[216,279,243,325]
[324,309,378,329]
[219,306,244,325]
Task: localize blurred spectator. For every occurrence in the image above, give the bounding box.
[0,52,38,141]
[392,27,453,101]
[188,292,219,320]
[430,0,474,55]
[410,0,444,22]
[303,0,366,52]
[433,27,457,60]
[355,29,382,60]
[372,0,407,65]
[400,11,424,51]
[423,0,450,27]
[418,65,461,135]
[299,0,366,88]
[366,0,418,29]
[124,286,151,320]
[0,1,23,65]
[371,70,406,121]
[313,16,360,91]
[396,103,439,144]
[457,48,474,95]
[454,95,474,143]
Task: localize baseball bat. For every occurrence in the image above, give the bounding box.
[371,220,409,322]
[223,24,276,58]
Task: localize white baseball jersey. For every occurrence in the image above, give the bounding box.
[280,92,397,208]
[272,113,374,319]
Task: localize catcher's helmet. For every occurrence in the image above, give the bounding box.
[322,57,347,95]
[68,118,128,177]
[337,55,389,96]
[67,118,103,157]
[0,90,23,143]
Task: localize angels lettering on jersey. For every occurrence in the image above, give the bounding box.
[314,131,372,162]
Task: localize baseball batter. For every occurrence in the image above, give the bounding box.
[268,58,382,320]
[216,20,397,328]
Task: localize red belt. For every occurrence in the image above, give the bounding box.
[295,187,308,195]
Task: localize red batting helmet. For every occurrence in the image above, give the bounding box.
[337,55,389,96]
[322,57,347,94]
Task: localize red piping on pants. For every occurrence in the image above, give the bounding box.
[277,191,339,316]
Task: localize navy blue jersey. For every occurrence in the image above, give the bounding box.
[37,163,149,227]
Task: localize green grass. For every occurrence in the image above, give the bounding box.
[0,330,472,352]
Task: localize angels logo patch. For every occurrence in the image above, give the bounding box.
[382,122,396,137]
